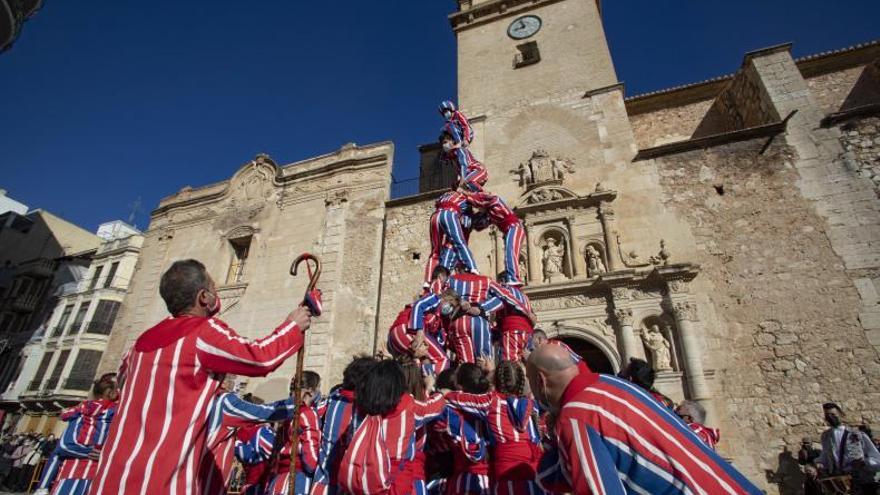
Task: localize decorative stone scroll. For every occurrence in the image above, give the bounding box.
[531,294,602,311]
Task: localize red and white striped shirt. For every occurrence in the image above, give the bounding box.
[90,314,304,495]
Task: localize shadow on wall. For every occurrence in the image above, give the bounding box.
[765,447,806,495]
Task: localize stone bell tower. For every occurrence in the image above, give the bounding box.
[453,0,617,113]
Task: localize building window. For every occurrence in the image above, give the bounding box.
[103,262,119,288]
[0,312,14,333]
[513,41,541,69]
[43,349,71,391]
[52,304,75,337]
[86,300,121,335]
[27,351,54,391]
[89,266,104,290]
[225,236,252,285]
[64,349,104,391]
[69,302,90,334]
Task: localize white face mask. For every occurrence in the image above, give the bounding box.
[442,142,453,151]
[443,110,453,120]
[440,302,455,317]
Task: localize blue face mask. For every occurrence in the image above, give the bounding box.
[440,303,455,317]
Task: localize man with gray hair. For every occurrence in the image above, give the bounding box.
[676,400,720,450]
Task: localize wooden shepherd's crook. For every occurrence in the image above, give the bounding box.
[287,253,322,491]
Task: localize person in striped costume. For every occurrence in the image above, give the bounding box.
[200,387,299,495]
[410,267,530,364]
[339,359,447,495]
[442,363,492,495]
[444,359,546,495]
[438,100,487,193]
[89,259,312,495]
[259,371,323,495]
[423,190,479,284]
[675,400,720,451]
[311,356,378,495]
[492,271,537,362]
[32,375,118,495]
[387,301,448,377]
[235,424,274,495]
[462,192,526,286]
[527,344,763,495]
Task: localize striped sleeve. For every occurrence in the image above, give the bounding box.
[413,393,447,428]
[409,293,441,330]
[221,394,296,428]
[557,415,627,495]
[235,425,274,464]
[480,295,504,316]
[195,317,304,377]
[444,391,492,419]
[488,282,530,315]
[56,418,91,458]
[300,407,322,474]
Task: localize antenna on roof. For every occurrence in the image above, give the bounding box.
[128,197,143,228]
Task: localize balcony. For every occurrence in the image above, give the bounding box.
[85,320,113,335]
[11,293,39,312]
[63,377,94,391]
[17,259,55,278]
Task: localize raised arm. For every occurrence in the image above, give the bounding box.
[221,394,296,428]
[196,308,309,376]
[409,293,441,331]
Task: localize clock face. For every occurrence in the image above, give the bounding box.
[507,15,541,40]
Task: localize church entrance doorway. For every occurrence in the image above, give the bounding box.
[557,336,615,374]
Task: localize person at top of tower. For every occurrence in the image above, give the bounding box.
[439,100,487,192]
[527,343,763,495]
[89,259,312,495]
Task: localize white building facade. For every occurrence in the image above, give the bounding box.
[5,221,142,435]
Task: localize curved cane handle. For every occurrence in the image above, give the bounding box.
[290,253,322,291]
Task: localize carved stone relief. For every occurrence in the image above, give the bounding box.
[642,324,673,371]
[511,149,575,189]
[531,294,603,311]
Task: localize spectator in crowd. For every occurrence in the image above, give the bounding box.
[618,357,675,408]
[798,436,822,495]
[817,402,880,495]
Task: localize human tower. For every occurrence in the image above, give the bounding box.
[386,100,538,374]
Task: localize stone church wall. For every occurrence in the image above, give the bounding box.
[652,136,880,492]
[838,116,880,193]
[805,67,865,114]
[628,98,714,148]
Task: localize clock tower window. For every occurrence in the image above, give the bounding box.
[513,41,541,69]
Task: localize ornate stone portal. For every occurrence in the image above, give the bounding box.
[507,150,705,406]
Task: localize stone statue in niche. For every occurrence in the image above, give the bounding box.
[541,237,566,283]
[642,324,672,371]
[585,245,607,277]
[518,255,529,284]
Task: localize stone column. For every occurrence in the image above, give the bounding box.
[598,204,621,271]
[613,307,640,364]
[525,221,542,284]
[566,216,584,277]
[671,301,712,412]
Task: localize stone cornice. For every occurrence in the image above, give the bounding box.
[632,120,788,161]
[151,142,393,217]
[514,189,617,216]
[523,263,700,299]
[449,0,579,31]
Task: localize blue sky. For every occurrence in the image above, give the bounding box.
[2,1,877,231]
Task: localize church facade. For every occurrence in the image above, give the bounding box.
[98,0,880,491]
